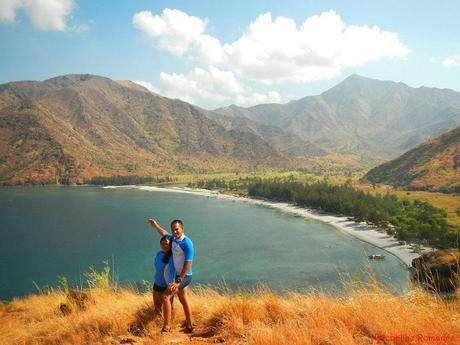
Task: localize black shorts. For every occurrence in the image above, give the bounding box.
[153,283,167,292]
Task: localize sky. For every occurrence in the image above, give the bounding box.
[0,0,459,109]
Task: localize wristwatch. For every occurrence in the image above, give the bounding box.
[175,276,182,284]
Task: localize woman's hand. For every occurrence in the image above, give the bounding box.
[168,282,179,293]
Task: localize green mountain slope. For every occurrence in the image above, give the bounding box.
[364,125,460,192]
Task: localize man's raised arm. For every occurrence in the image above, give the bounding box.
[147,218,168,236]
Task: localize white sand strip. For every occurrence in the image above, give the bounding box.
[104,185,431,267]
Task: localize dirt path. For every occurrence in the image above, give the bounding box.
[115,321,219,345]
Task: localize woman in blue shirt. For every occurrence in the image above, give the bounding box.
[153,235,175,315]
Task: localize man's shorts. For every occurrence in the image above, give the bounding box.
[177,275,192,290]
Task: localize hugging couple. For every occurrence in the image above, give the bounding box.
[147,218,194,334]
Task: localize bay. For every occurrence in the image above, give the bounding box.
[0,186,410,300]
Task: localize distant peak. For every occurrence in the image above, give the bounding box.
[46,74,97,82]
[320,74,408,99]
[339,74,377,85]
[345,73,366,80]
[44,74,109,88]
[340,74,412,88]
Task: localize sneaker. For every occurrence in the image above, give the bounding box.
[180,321,196,328]
[183,326,194,334]
[161,326,171,333]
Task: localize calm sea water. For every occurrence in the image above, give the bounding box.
[0,186,410,300]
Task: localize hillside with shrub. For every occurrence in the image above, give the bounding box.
[365,125,460,193]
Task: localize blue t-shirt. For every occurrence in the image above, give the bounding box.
[165,233,194,276]
[153,251,175,287]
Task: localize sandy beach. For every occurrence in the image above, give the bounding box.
[104,185,431,267]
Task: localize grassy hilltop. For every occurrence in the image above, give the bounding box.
[2,280,460,345]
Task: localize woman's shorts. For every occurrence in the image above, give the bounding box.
[153,283,167,292]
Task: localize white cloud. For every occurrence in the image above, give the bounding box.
[236,91,281,107]
[0,0,76,31]
[133,9,410,86]
[195,33,225,64]
[159,67,239,104]
[220,11,410,83]
[0,0,21,22]
[132,80,160,94]
[133,9,410,107]
[443,55,460,67]
[132,8,226,64]
[136,66,280,107]
[132,8,208,56]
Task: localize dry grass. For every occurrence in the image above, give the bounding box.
[1,284,460,345]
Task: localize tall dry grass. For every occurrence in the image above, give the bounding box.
[1,281,460,345]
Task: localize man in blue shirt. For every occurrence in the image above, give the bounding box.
[148,218,194,333]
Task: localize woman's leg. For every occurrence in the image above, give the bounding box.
[153,290,163,316]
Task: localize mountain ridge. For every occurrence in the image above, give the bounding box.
[364,124,460,192]
[0,74,290,184]
[211,74,460,160]
[2,73,460,185]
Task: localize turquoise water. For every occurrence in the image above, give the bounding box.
[0,186,410,300]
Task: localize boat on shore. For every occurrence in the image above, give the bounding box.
[368,254,385,260]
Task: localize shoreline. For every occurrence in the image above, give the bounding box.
[104,185,430,268]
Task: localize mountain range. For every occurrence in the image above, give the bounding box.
[0,75,289,184]
[1,73,460,185]
[211,74,460,160]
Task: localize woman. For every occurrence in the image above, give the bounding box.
[153,235,174,316]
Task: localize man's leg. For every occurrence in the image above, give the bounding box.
[178,286,193,329]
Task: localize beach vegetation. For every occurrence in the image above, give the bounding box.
[86,175,178,185]
[244,180,458,250]
[84,261,116,290]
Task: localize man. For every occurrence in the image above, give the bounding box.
[148,218,194,333]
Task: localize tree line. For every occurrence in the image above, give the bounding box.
[188,176,265,192]
[86,175,177,186]
[245,180,458,250]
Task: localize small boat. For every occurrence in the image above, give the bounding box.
[368,254,385,260]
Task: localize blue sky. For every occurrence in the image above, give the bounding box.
[1,0,459,109]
